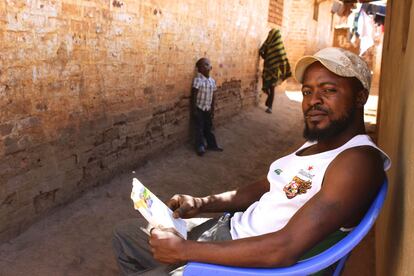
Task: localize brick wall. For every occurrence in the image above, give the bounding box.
[281,0,338,88]
[0,0,269,242]
[268,0,284,26]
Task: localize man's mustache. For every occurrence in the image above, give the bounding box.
[304,105,330,116]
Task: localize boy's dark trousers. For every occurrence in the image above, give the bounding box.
[194,107,218,149]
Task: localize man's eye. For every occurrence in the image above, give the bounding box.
[302,90,311,96]
[323,88,336,93]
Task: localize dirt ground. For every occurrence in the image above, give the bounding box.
[0,88,380,276]
[0,90,306,276]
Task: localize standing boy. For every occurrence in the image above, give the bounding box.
[191,58,223,156]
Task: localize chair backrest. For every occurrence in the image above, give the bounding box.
[184,178,388,276]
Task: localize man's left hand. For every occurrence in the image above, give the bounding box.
[149,227,187,264]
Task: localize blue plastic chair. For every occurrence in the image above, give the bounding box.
[184,179,388,276]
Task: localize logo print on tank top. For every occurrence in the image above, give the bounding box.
[274,169,283,175]
[283,166,315,199]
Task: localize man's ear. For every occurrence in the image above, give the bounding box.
[356,89,369,107]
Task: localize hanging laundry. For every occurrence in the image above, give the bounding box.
[347,4,361,47]
[362,1,386,28]
[362,3,386,17]
[357,9,375,55]
[349,4,362,36]
[374,14,385,27]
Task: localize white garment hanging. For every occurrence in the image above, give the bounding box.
[357,10,375,55]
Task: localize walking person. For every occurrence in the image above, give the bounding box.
[259,28,292,113]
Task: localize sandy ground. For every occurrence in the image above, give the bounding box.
[0,91,306,276]
[0,88,380,276]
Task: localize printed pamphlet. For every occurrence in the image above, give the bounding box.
[131,178,187,239]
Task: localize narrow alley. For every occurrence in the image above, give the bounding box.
[0,92,305,275]
[4,0,414,275]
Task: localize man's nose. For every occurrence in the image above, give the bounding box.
[309,91,323,106]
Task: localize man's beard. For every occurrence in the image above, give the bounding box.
[303,106,356,142]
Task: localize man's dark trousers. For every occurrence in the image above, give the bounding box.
[265,87,275,109]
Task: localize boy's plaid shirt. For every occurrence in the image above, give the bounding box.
[192,73,217,111]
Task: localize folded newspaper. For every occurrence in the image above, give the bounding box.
[131,178,187,239]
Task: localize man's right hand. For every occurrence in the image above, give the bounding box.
[167,194,203,219]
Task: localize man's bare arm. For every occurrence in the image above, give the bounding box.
[200,178,270,213]
[154,146,384,267]
[168,179,269,218]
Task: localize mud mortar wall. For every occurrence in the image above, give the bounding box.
[0,0,268,242]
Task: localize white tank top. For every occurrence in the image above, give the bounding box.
[230,134,391,239]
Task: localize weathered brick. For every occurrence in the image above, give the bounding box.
[103,127,119,142]
[57,155,78,172]
[0,0,272,243]
[62,3,82,18]
[33,188,59,214]
[0,124,13,136]
[0,192,17,208]
[281,0,337,70]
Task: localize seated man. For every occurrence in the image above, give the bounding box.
[112,47,391,275]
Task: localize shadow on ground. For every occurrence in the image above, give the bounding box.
[0,92,305,276]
